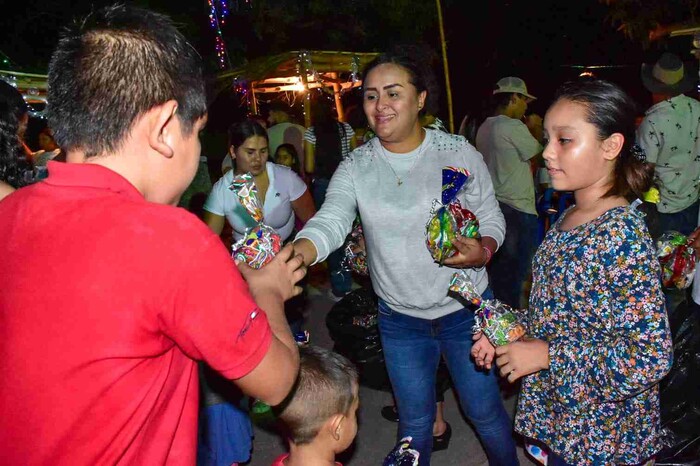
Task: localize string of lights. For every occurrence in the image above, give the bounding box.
[206,0,233,69]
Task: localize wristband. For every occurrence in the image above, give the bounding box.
[482,246,493,266]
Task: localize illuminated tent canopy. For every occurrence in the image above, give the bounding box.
[217,50,379,126]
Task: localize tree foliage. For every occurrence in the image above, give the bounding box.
[602,0,700,45]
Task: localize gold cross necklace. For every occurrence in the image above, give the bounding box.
[379,133,426,187]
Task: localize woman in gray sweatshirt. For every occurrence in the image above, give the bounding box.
[294,51,517,466]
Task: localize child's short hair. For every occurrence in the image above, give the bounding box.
[277,346,358,445]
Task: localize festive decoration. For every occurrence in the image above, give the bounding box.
[383,437,420,466]
[218,50,379,118]
[426,167,480,264]
[449,272,526,346]
[343,217,369,275]
[229,173,282,268]
[205,0,254,69]
[657,231,697,289]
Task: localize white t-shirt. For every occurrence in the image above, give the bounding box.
[203,162,307,242]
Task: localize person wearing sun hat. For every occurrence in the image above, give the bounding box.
[637,52,700,317]
[637,52,700,237]
[476,76,543,308]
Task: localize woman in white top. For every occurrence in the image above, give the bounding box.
[203,119,315,242]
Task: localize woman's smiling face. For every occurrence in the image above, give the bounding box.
[362,63,426,145]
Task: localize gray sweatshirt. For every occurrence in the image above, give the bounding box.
[297,129,505,319]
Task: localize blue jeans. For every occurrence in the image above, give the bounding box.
[312,177,352,295]
[378,291,519,466]
[490,202,538,308]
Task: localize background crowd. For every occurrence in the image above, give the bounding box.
[0,3,698,466]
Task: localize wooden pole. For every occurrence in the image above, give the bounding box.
[435,0,454,133]
[300,52,312,128]
[250,82,259,115]
[301,71,311,128]
[329,72,345,122]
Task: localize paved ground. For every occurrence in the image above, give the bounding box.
[244,267,536,466]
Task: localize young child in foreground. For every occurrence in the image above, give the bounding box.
[489,78,673,465]
[272,346,359,466]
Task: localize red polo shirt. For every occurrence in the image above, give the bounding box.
[0,162,272,465]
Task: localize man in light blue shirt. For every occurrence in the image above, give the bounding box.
[476,76,542,308]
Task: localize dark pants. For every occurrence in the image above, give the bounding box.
[489,202,538,308]
[312,177,352,295]
[657,200,700,238]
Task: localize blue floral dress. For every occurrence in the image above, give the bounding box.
[515,206,673,465]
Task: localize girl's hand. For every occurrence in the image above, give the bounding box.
[442,234,485,268]
[471,332,495,369]
[495,337,549,383]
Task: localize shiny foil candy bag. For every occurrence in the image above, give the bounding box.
[426,166,479,263]
[230,173,282,269]
[449,272,526,346]
[657,231,697,289]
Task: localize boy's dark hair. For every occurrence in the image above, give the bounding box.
[490,91,516,115]
[47,3,207,158]
[552,78,653,200]
[276,346,358,445]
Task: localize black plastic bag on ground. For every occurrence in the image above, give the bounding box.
[326,287,392,391]
[655,299,700,465]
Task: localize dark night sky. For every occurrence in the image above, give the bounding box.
[0,0,691,128]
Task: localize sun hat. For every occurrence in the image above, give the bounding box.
[493,76,536,101]
[641,52,697,94]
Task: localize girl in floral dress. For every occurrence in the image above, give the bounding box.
[493,79,674,465]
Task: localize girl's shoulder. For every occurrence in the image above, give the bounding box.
[591,206,652,250]
[600,205,647,232]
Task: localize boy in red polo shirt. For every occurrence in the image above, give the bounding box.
[0,4,303,465]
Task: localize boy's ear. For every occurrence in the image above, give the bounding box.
[602,133,624,160]
[328,414,345,441]
[148,100,179,159]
